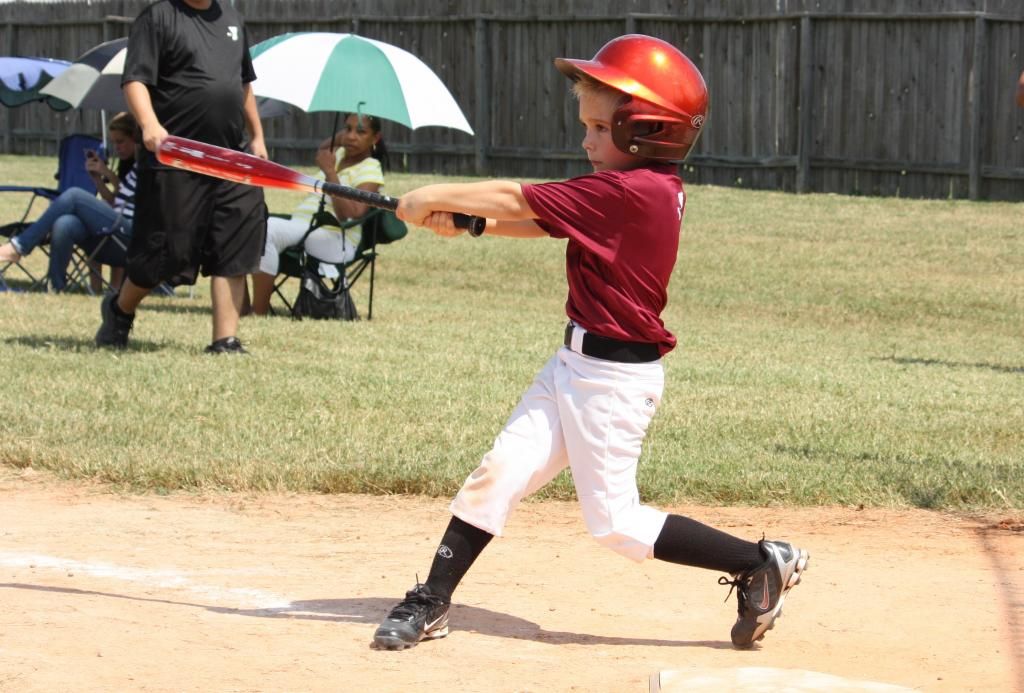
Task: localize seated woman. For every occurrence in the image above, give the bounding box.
[0,112,138,292]
[249,112,389,316]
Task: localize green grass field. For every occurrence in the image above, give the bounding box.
[1,153,1021,510]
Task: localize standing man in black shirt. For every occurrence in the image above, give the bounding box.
[96,0,267,354]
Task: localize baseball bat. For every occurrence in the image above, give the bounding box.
[156,135,487,235]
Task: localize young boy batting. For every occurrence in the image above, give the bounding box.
[373,34,809,651]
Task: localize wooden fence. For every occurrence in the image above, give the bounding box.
[2,0,1022,200]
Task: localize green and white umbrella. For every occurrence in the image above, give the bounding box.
[250,32,473,134]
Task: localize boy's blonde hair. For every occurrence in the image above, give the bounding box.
[571,75,629,109]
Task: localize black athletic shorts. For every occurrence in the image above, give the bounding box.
[126,168,267,289]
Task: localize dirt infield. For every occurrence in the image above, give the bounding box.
[1,467,1021,693]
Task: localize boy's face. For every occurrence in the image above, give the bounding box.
[578,90,643,173]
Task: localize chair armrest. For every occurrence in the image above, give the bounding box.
[0,185,59,198]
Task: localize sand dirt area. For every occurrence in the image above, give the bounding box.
[0,468,1021,692]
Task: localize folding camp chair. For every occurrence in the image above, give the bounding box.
[63,224,176,298]
[63,220,128,295]
[271,205,408,321]
[0,133,102,289]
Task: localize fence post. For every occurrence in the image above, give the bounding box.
[625,14,636,34]
[474,17,490,176]
[796,14,813,193]
[968,15,986,201]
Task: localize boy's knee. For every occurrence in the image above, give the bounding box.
[586,527,650,562]
[455,449,522,509]
[450,448,537,537]
[578,497,660,562]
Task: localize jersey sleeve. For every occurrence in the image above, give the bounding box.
[520,172,626,262]
[122,7,161,87]
[240,23,257,84]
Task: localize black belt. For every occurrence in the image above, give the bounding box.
[563,323,661,363]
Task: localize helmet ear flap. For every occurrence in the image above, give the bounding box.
[612,101,704,161]
[611,109,644,156]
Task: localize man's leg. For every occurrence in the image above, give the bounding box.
[97,169,206,348]
[205,275,249,353]
[117,279,152,313]
[96,277,150,349]
[211,275,246,341]
[205,180,266,343]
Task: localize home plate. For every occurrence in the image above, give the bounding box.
[650,667,914,692]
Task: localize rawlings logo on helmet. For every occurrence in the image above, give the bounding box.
[554,34,709,161]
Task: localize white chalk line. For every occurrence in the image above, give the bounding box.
[0,551,293,610]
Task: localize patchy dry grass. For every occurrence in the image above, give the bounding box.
[1,154,1021,509]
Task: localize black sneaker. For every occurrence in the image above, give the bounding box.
[720,539,809,649]
[372,584,450,650]
[95,293,134,349]
[204,336,248,354]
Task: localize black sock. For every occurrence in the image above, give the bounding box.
[423,516,493,603]
[653,514,763,574]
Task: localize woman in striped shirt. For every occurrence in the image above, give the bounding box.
[0,112,138,291]
[248,112,389,316]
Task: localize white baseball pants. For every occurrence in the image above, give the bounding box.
[450,346,668,562]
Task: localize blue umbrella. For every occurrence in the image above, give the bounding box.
[0,56,72,109]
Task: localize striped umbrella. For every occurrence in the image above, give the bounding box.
[250,32,473,134]
[37,37,294,120]
[0,56,71,108]
[40,37,128,112]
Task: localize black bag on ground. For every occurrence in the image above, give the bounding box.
[291,264,358,321]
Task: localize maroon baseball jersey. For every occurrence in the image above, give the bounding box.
[521,163,684,355]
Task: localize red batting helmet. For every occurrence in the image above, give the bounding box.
[554,34,708,161]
